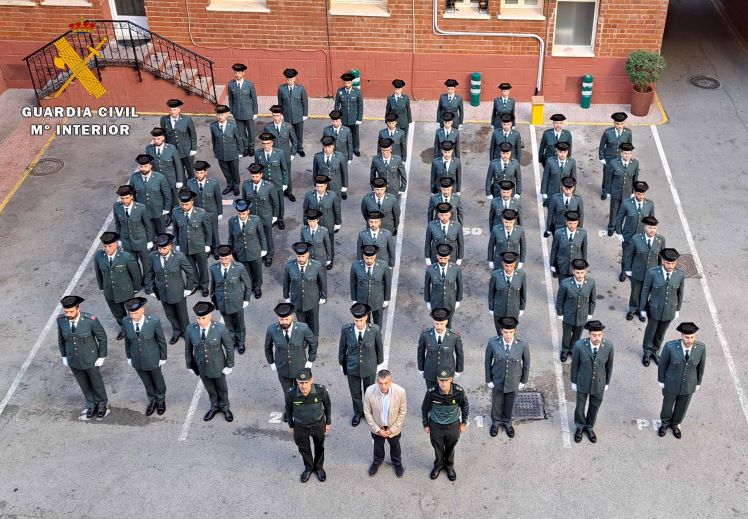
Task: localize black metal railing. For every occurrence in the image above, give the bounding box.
[24,20,217,104]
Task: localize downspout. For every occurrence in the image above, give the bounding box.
[432,0,545,95]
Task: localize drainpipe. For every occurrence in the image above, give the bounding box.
[432,0,546,95]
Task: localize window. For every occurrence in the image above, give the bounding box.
[552,0,599,57]
[498,0,544,20]
[206,0,269,13]
[444,0,490,20]
[329,0,390,17]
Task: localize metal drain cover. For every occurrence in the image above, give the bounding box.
[689,75,720,89]
[512,391,546,420]
[30,158,64,176]
[678,254,700,278]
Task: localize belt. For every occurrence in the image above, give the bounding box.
[381,425,389,431]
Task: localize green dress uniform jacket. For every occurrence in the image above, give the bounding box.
[57,312,108,370]
[283,259,328,312]
[129,171,172,219]
[114,201,154,251]
[184,321,234,378]
[385,94,412,131]
[146,143,184,187]
[350,259,392,311]
[172,207,212,255]
[489,127,522,162]
[487,224,526,264]
[160,114,197,158]
[616,198,654,240]
[489,196,523,229]
[241,179,279,222]
[550,228,588,276]
[312,151,348,193]
[123,315,167,371]
[628,233,665,280]
[436,94,464,127]
[430,157,462,193]
[640,267,685,321]
[228,215,267,261]
[210,262,252,314]
[380,128,408,161]
[556,276,597,326]
[598,127,632,161]
[433,127,460,158]
[608,157,639,201]
[227,78,258,120]
[485,158,522,196]
[210,120,244,161]
[571,338,614,395]
[303,190,342,232]
[145,250,196,304]
[264,321,318,379]
[301,225,332,265]
[658,340,706,395]
[417,328,465,382]
[491,96,516,127]
[425,219,464,263]
[538,128,573,163]
[488,268,526,317]
[323,124,353,161]
[546,193,584,233]
[277,83,309,124]
[361,192,400,233]
[334,87,364,124]
[484,337,530,391]
[255,148,289,190]
[187,177,223,218]
[338,323,384,378]
[424,262,463,312]
[541,157,577,199]
[356,228,395,267]
[264,121,298,166]
[94,248,143,303]
[370,155,407,194]
[428,193,463,225]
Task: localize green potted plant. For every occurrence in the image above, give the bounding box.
[625,50,666,116]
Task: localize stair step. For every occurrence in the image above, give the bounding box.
[143,51,169,73]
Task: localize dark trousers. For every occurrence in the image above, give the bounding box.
[372,430,402,467]
[162,299,190,336]
[643,317,672,355]
[490,389,516,427]
[200,373,230,411]
[429,420,460,469]
[208,216,220,251]
[557,273,572,287]
[218,159,241,191]
[601,162,613,195]
[574,391,603,430]
[292,121,305,152]
[235,118,255,154]
[660,390,693,427]
[399,124,409,139]
[151,217,166,235]
[240,259,263,293]
[220,311,246,346]
[370,309,383,328]
[186,252,209,290]
[608,197,622,232]
[278,374,296,420]
[620,239,634,274]
[181,155,195,180]
[346,374,375,417]
[425,379,437,391]
[281,151,294,195]
[259,217,275,259]
[293,421,326,471]
[562,322,584,355]
[105,297,127,331]
[296,307,320,336]
[346,124,360,154]
[135,367,166,403]
[128,247,152,280]
[628,278,644,313]
[274,187,286,221]
[70,366,108,409]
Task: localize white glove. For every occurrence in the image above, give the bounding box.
[341,187,348,192]
[243,301,249,308]
[455,302,460,309]
[518,262,524,269]
[205,246,211,253]
[600,159,606,165]
[675,311,680,319]
[272,217,278,224]
[587,315,593,320]
[640,311,647,318]
[176,182,183,189]
[147,242,153,249]
[486,195,493,200]
[238,155,243,158]
[427,303,432,311]
[290,155,295,162]
[616,234,624,243]
[355,121,362,125]
[270,363,277,371]
[162,210,170,215]
[62,357,68,367]
[326,260,331,265]
[458,125,464,130]
[542,194,547,200]
[95,358,105,367]
[222,367,233,375]
[488,261,495,270]
[284,298,291,303]
[513,193,521,200]
[625,271,632,277]
[557,315,563,321]
[383,301,389,308]
[187,368,194,373]
[189,150,197,157]
[456,259,462,266]
[117,240,122,247]
[550,266,556,273]
[149,293,158,298]
[425,258,431,266]
[696,385,700,392]
[519,310,524,317]
[348,160,352,165]
[418,370,424,376]
[605,385,609,391]
[127,358,132,366]
[456,192,461,196]
[333,224,341,231]
[261,250,267,257]
[518,383,526,390]
[658,382,664,389]
[218,215,223,220]
[253,114,258,120]
[282,185,288,191]
[487,382,494,389]
[159,359,166,367]
[183,289,191,297]
[455,372,462,378]
[571,383,577,391]
[340,366,345,374]
[305,361,313,368]
[319,299,326,305]
[303,116,308,121]
[175,245,181,252]
[488,310,494,316]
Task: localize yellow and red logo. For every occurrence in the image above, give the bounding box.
[53,19,107,99]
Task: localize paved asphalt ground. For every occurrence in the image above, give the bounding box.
[1,0,748,517]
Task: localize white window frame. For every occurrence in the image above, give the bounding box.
[552,0,600,58]
[444,0,490,20]
[498,0,544,21]
[329,0,390,18]
[206,0,269,13]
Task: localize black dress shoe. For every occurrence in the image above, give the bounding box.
[326,262,333,271]
[505,425,515,438]
[283,415,289,423]
[223,410,233,422]
[642,354,650,367]
[341,192,347,200]
[247,148,255,157]
[446,467,457,481]
[607,230,614,237]
[574,427,583,443]
[286,193,296,202]
[263,257,272,267]
[85,408,95,419]
[300,470,312,483]
[560,352,568,363]
[671,425,682,439]
[237,345,245,355]
[368,463,379,476]
[395,465,404,478]
[169,334,180,345]
[201,289,209,297]
[351,415,361,427]
[354,151,361,157]
[96,405,106,418]
[638,313,647,323]
[430,467,442,480]
[298,150,305,158]
[116,330,125,341]
[586,429,597,443]
[222,186,233,195]
[651,354,660,365]
[601,193,607,200]
[156,402,166,415]
[543,231,551,238]
[146,402,156,416]
[315,468,326,482]
[254,289,262,299]
[233,188,240,196]
[278,221,285,230]
[626,312,634,321]
[657,425,667,437]
[619,272,627,282]
[490,425,499,437]
[204,409,218,421]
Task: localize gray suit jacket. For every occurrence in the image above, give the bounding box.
[211,120,244,161]
[487,224,526,264]
[303,190,341,231]
[616,198,655,240]
[628,233,665,280]
[277,83,308,124]
[640,267,685,321]
[433,127,459,158]
[312,151,348,193]
[264,321,317,378]
[145,250,196,304]
[486,158,522,196]
[658,340,705,395]
[129,171,172,218]
[184,321,234,378]
[228,215,267,262]
[550,228,588,276]
[123,315,167,371]
[323,124,353,161]
[146,143,184,186]
[425,219,464,262]
[172,207,212,255]
[370,155,407,194]
[417,328,464,382]
[571,338,614,395]
[283,259,328,312]
[424,262,463,311]
[489,127,522,162]
[160,114,197,157]
[430,157,461,193]
[488,268,526,317]
[301,224,332,265]
[338,323,383,378]
[484,336,530,392]
[94,248,142,303]
[227,79,258,120]
[556,276,597,326]
[114,201,154,251]
[541,157,577,198]
[210,261,252,314]
[357,228,395,268]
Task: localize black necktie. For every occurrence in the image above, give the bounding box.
[358,331,363,344]
[136,323,141,336]
[289,85,293,93]
[125,207,130,218]
[300,265,305,277]
[310,228,315,239]
[266,153,270,162]
[201,328,206,341]
[505,343,510,355]
[108,256,113,267]
[377,198,382,209]
[593,347,598,359]
[442,225,447,236]
[253,183,258,195]
[437,335,442,345]
[367,267,372,278]
[199,182,204,193]
[241,220,245,232]
[506,275,511,285]
[506,230,511,240]
[325,156,330,167]
[647,238,652,249]
[284,330,290,342]
[502,162,507,172]
[569,232,574,242]
[685,350,690,362]
[185,212,190,223]
[71,321,76,333]
[637,202,642,213]
[441,267,446,280]
[156,147,161,157]
[223,268,228,279]
[564,198,569,209]
[666,272,671,285]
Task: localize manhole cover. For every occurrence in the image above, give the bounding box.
[512,391,546,420]
[30,158,64,176]
[689,75,720,89]
[678,253,700,278]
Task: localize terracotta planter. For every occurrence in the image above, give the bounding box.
[630,86,654,117]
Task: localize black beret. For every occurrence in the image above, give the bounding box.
[500,251,518,264]
[444,79,458,87]
[633,181,649,192]
[270,104,283,113]
[116,185,134,196]
[498,180,515,190]
[274,302,295,316]
[125,296,147,312]
[216,244,233,257]
[100,231,119,244]
[499,82,512,90]
[436,202,453,214]
[584,320,605,331]
[232,63,247,71]
[571,258,589,270]
[565,210,580,221]
[438,177,454,188]
[555,141,570,151]
[361,244,379,256]
[150,127,165,137]
[135,154,153,165]
[193,301,215,316]
[292,242,311,255]
[641,216,659,226]
[248,163,264,174]
[502,208,518,221]
[550,113,566,121]
[283,68,298,78]
[259,132,276,141]
[60,295,84,308]
[166,99,183,108]
[340,72,355,81]
[194,160,210,171]
[378,137,393,148]
[366,210,384,220]
[440,140,454,151]
[676,322,699,334]
[385,112,398,122]
[611,112,628,122]
[436,243,453,257]
[498,316,518,329]
[561,176,577,188]
[350,303,371,318]
[234,199,250,212]
[178,189,196,202]
[499,142,513,152]
[215,104,230,114]
[660,248,680,261]
[305,208,323,220]
[328,110,342,119]
[441,111,455,122]
[155,233,174,247]
[619,142,634,151]
[371,177,387,188]
[430,307,450,321]
[392,79,405,88]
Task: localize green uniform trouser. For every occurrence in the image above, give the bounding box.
[70,366,108,409]
[628,279,644,314]
[642,317,672,355]
[562,323,584,355]
[200,374,230,411]
[220,311,246,347]
[135,367,166,403]
[105,297,127,331]
[278,374,296,420]
[574,391,603,430]
[491,389,516,427]
[346,374,375,418]
[660,390,692,428]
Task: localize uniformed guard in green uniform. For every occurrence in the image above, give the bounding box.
[486,141,522,198]
[146,127,185,211]
[615,180,654,281]
[490,114,522,162]
[210,104,244,197]
[172,189,212,296]
[255,132,289,227]
[210,244,252,354]
[424,243,463,328]
[187,161,223,259]
[56,296,108,419]
[657,322,706,439]
[228,198,268,296]
[184,301,235,422]
[93,231,143,340]
[160,99,198,180]
[129,153,172,235]
[598,112,632,200]
[487,251,526,334]
[433,111,460,158]
[114,184,154,277]
[570,320,614,443]
[556,259,597,362]
[265,104,298,201]
[380,113,407,161]
[227,63,258,157]
[541,141,576,208]
[421,368,469,481]
[123,297,168,416]
[278,68,309,156]
[338,303,383,426]
[491,82,516,128]
[487,208,526,268]
[607,142,639,236]
[625,216,665,321]
[282,242,328,337]
[485,316,530,438]
[488,180,522,229]
[349,245,392,327]
[386,79,412,137]
[430,140,461,194]
[538,113,572,167]
[285,368,332,483]
[323,110,353,162]
[417,308,464,390]
[240,165,277,268]
[437,79,464,128]
[545,176,583,237]
[550,210,588,284]
[334,72,364,157]
[424,202,464,265]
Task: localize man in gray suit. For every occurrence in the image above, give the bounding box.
[335,72,364,156]
[424,243,463,328]
[381,113,408,161]
[485,316,530,438]
[491,83,516,128]
[187,161,223,259]
[210,244,252,354]
[172,190,212,297]
[264,302,317,420]
[114,184,153,276]
[437,79,464,128]
[301,208,332,270]
[433,111,460,158]
[550,211,587,284]
[129,154,171,235]
[598,112,632,200]
[265,104,298,201]
[228,198,267,298]
[556,259,596,362]
[255,132,289,227]
[93,231,143,340]
[657,322,706,439]
[428,177,463,224]
[640,248,686,366]
[277,68,308,156]
[570,320,614,443]
[430,140,461,194]
[538,113,572,167]
[486,141,522,198]
[283,242,328,337]
[349,244,392,327]
[487,208,526,269]
[185,301,235,422]
[161,99,197,180]
[227,63,258,157]
[57,295,108,419]
[489,180,522,229]
[541,142,576,208]
[417,307,464,390]
[339,303,384,426]
[488,251,526,335]
[370,138,407,195]
[146,127,184,210]
[241,164,278,267]
[607,142,639,236]
[425,203,464,265]
[616,180,654,281]
[386,79,412,137]
[145,233,197,344]
[313,135,349,198]
[323,110,353,163]
[123,296,168,416]
[357,211,395,268]
[361,178,400,234]
[210,104,244,196]
[490,114,522,162]
[625,216,665,321]
[303,176,342,260]
[545,176,584,237]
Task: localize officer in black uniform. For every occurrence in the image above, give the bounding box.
[285,368,332,483]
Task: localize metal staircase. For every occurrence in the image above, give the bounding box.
[24,20,218,104]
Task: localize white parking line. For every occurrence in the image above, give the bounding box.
[651,125,748,425]
[179,381,203,441]
[0,212,115,419]
[529,127,572,448]
[381,122,414,368]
